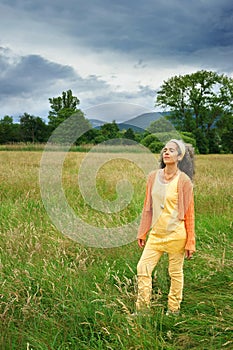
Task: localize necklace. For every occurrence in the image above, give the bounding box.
[163,168,178,183]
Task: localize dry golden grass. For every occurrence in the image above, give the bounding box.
[194,154,233,216]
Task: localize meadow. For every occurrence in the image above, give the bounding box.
[0,149,232,350]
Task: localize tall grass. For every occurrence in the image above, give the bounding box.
[0,143,92,152]
[0,151,232,349]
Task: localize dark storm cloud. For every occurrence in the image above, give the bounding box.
[0,49,113,117]
[1,0,233,72]
[3,1,233,50]
[0,52,75,97]
[4,0,232,60]
[0,49,112,97]
[1,0,233,117]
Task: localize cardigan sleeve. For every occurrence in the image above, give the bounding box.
[184,202,195,251]
[136,172,155,240]
[183,180,196,252]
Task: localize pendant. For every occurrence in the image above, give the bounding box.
[160,204,164,209]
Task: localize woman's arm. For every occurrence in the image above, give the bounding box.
[184,188,196,253]
[136,172,155,241]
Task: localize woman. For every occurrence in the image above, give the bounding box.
[135,139,195,315]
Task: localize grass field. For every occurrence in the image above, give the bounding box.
[0,150,233,349]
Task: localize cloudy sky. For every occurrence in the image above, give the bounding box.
[1,0,233,122]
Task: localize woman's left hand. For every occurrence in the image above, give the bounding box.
[185,250,194,259]
[138,239,145,248]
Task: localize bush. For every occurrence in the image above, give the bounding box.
[141,134,160,148]
[180,131,197,152]
[140,134,164,153]
[148,140,164,153]
[94,135,106,144]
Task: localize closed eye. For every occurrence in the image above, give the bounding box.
[163,148,175,152]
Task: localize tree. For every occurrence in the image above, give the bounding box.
[48,90,91,144]
[0,116,20,143]
[123,128,135,140]
[194,129,209,154]
[48,90,83,130]
[180,131,197,150]
[155,70,233,152]
[19,113,49,143]
[221,127,233,153]
[216,113,233,153]
[100,121,119,140]
[76,128,101,145]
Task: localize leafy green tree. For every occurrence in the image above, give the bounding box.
[76,128,101,145]
[100,121,119,140]
[155,70,233,153]
[94,134,106,144]
[134,132,144,143]
[123,128,135,140]
[0,116,20,143]
[217,113,233,153]
[117,128,136,145]
[48,90,83,130]
[207,129,221,154]
[221,128,233,153]
[19,113,49,143]
[194,129,209,154]
[48,90,91,144]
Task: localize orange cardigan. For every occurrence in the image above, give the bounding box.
[137,170,196,252]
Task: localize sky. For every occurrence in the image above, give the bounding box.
[1,0,233,122]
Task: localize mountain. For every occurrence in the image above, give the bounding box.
[117,123,145,132]
[123,112,167,130]
[88,119,106,128]
[88,112,171,132]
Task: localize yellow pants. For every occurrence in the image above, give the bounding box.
[136,246,185,312]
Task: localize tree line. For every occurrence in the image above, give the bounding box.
[1,70,233,153]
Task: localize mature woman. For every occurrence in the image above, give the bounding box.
[135,139,195,315]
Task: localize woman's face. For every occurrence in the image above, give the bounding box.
[162,142,179,165]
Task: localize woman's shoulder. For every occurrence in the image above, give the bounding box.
[144,170,158,186]
[179,170,189,179]
[148,169,158,176]
[179,171,193,186]
[147,169,158,180]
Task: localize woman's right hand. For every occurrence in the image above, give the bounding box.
[138,239,145,248]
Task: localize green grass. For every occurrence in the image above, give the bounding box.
[0,151,233,349]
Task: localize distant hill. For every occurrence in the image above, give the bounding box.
[89,119,144,132]
[117,123,145,132]
[88,119,106,128]
[89,111,170,132]
[123,112,168,130]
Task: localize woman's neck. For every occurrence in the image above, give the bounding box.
[164,164,178,174]
[163,165,179,182]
